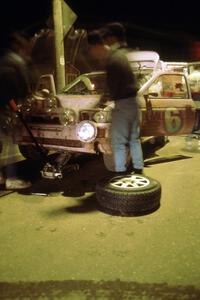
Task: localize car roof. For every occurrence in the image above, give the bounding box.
[126,51,160,62]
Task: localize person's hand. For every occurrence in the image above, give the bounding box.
[99,94,109,108]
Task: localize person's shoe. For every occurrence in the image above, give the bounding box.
[133,168,144,175]
[114,170,132,177]
[5,178,32,190]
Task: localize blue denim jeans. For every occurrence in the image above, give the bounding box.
[111,96,144,172]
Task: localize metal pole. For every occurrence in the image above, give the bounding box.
[53,0,66,92]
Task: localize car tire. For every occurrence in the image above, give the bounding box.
[154,136,169,147]
[96,174,161,216]
[18,145,48,161]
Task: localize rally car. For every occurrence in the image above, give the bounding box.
[13,65,196,174]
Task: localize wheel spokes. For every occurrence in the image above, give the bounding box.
[110,174,150,190]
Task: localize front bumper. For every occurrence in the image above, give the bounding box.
[14,122,112,154]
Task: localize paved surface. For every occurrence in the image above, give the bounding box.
[0,136,200,299]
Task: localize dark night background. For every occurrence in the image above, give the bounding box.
[1,0,200,61]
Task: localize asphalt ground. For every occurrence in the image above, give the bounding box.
[0,135,200,299]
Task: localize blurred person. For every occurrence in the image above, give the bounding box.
[11,31,39,91]
[100,22,128,50]
[87,29,110,70]
[87,30,144,174]
[0,30,37,189]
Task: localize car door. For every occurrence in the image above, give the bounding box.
[139,72,196,136]
[187,62,200,101]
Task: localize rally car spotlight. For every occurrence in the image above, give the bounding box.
[76,121,97,142]
[45,97,57,113]
[59,108,76,125]
[21,98,33,114]
[93,111,108,123]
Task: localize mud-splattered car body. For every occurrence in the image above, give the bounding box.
[13,69,196,166]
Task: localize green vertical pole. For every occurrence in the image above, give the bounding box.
[53,0,66,92]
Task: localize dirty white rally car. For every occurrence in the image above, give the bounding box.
[13,72,196,167]
[13,51,196,175]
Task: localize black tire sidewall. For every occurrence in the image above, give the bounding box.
[96,174,161,216]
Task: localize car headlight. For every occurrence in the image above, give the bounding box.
[21,101,32,113]
[59,109,76,125]
[93,111,108,123]
[76,121,97,142]
[45,96,58,113]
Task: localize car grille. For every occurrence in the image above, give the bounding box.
[22,136,83,147]
[24,116,61,124]
[80,110,96,121]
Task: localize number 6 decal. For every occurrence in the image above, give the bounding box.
[164,108,182,134]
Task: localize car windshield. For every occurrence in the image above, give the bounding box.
[62,73,108,95]
[62,72,151,95]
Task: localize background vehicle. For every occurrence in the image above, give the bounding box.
[126,51,163,74]
[162,61,188,74]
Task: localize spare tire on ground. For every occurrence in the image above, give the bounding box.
[96,174,161,216]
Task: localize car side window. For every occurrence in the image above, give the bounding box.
[148,74,189,99]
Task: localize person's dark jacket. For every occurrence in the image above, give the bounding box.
[0,50,30,108]
[106,49,138,101]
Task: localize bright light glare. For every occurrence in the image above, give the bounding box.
[76,121,97,142]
